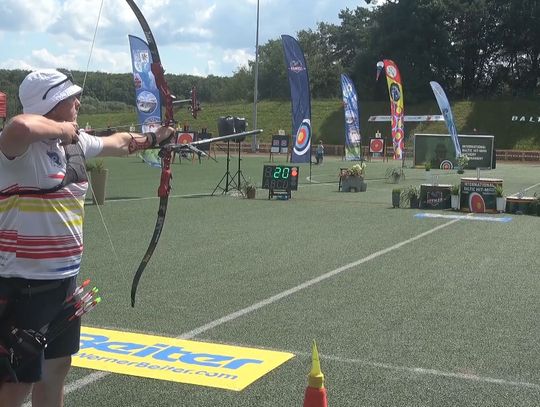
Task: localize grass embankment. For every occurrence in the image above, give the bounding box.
[79,99,540,150]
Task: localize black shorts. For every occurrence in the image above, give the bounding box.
[0,276,81,383]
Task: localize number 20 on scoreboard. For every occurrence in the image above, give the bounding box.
[261,165,299,191]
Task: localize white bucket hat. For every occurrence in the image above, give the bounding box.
[19,69,82,115]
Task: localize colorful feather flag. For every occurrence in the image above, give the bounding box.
[376,59,404,160]
[341,74,362,160]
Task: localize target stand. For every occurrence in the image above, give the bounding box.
[368,137,388,162]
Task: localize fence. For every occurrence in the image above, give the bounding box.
[196,142,540,163]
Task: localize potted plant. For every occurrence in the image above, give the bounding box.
[341,162,367,192]
[241,179,256,199]
[424,161,431,171]
[392,188,401,208]
[456,155,469,174]
[401,185,420,208]
[495,184,506,213]
[532,193,540,216]
[450,184,460,210]
[385,167,404,184]
[86,159,108,205]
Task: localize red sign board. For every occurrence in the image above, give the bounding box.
[0,92,6,118]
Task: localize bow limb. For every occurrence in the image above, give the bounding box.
[130,197,168,306]
[126,0,175,306]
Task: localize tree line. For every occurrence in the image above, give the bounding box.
[1,0,538,118]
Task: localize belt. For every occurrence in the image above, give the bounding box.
[0,278,65,296]
[18,281,64,295]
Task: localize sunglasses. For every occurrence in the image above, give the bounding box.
[42,73,75,100]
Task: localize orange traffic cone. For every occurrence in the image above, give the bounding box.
[303,340,328,407]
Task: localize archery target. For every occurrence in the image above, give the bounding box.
[177,132,194,144]
[370,138,384,153]
[293,119,311,156]
[440,160,454,170]
[469,192,486,213]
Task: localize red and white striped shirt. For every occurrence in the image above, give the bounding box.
[0,132,102,279]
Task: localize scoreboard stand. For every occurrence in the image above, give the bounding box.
[268,188,291,200]
[262,164,299,200]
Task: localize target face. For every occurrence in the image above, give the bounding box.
[370,138,384,153]
[440,160,454,170]
[469,192,486,213]
[293,119,311,156]
[177,132,194,144]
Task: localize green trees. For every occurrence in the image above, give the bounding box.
[2,0,540,116]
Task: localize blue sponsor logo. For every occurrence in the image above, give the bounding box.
[80,334,263,370]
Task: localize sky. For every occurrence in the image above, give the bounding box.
[1,0,375,77]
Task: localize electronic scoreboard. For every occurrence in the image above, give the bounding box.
[261,165,299,199]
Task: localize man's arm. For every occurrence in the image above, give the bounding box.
[0,115,78,158]
[98,126,175,157]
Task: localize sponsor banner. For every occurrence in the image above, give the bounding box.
[459,178,502,214]
[368,115,444,122]
[419,184,452,210]
[511,115,540,123]
[414,134,495,169]
[73,326,294,391]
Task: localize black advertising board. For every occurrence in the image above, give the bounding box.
[414,134,495,169]
[419,184,452,209]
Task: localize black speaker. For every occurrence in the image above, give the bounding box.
[217,116,247,142]
[195,130,211,152]
[233,117,246,141]
[218,116,235,137]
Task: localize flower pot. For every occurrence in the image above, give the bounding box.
[246,187,256,199]
[392,191,400,208]
[451,194,459,210]
[341,175,365,192]
[496,196,506,213]
[90,169,108,205]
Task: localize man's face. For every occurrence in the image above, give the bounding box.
[46,94,81,122]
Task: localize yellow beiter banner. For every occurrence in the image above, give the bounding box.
[72,326,294,391]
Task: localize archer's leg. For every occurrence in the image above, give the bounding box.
[32,356,71,407]
[32,277,80,407]
[0,382,32,407]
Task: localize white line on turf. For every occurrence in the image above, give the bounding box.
[293,351,540,390]
[31,214,535,404]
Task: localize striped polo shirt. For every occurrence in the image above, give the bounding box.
[0,131,103,280]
